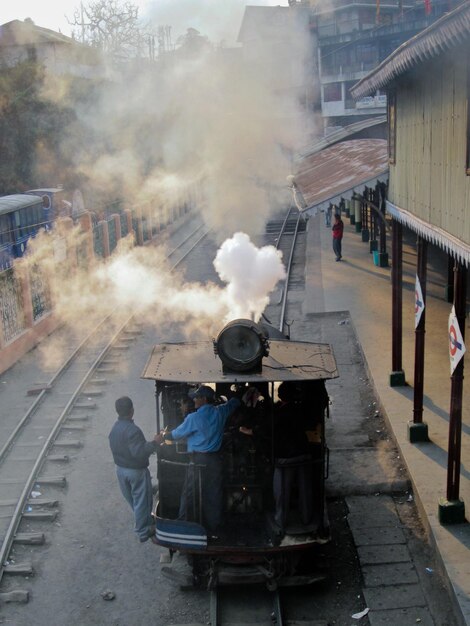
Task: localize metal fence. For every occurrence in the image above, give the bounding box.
[30,263,52,321]
[0,269,26,343]
[108,217,117,254]
[93,221,105,258]
[121,215,129,238]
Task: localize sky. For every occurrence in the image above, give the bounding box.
[0,0,289,45]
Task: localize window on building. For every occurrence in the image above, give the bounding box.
[356,42,378,68]
[335,47,352,71]
[321,48,335,75]
[388,90,397,165]
[324,83,342,102]
[345,81,358,109]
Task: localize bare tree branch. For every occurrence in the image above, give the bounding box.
[67,0,146,60]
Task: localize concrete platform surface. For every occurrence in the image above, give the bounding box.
[304,210,470,625]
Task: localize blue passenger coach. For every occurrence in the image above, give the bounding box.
[25,188,68,226]
[0,194,47,270]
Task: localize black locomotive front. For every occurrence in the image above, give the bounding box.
[141,319,338,588]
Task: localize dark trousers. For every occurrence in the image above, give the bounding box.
[333,238,342,259]
[178,451,223,533]
[273,454,313,531]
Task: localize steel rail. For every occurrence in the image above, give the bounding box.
[166,222,204,257]
[0,316,133,585]
[170,228,211,270]
[274,206,294,252]
[0,315,111,466]
[278,211,302,334]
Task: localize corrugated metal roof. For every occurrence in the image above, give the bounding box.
[295,139,388,208]
[351,0,470,99]
[0,194,42,216]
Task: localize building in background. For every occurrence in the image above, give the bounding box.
[238,0,463,139]
[0,18,106,81]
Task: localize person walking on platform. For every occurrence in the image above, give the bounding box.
[109,396,159,543]
[332,213,344,261]
[325,204,332,227]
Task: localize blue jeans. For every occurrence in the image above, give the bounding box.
[116,466,154,542]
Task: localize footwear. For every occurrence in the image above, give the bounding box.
[140,524,157,542]
[335,257,340,262]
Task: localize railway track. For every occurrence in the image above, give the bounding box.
[209,585,284,626]
[166,221,211,269]
[0,217,208,593]
[264,204,307,335]
[168,583,285,626]
[0,315,141,585]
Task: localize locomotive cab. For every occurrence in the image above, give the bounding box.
[142,319,338,587]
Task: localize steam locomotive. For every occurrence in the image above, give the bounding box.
[142,318,338,589]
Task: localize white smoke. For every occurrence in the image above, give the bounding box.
[144,0,289,46]
[87,231,285,330]
[214,231,286,322]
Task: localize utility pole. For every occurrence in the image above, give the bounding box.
[80,2,85,44]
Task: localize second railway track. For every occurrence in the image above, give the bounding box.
[0,215,209,593]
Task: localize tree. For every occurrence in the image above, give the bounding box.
[0,61,77,194]
[175,28,212,56]
[68,0,146,60]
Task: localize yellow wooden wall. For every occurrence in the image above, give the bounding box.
[388,47,470,245]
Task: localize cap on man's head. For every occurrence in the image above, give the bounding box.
[188,385,215,401]
[115,396,133,417]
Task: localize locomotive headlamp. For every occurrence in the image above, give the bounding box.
[215,319,269,372]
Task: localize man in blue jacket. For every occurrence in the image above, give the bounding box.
[157,385,240,536]
[109,396,159,543]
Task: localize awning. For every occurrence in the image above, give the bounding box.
[386,200,470,267]
[294,139,388,209]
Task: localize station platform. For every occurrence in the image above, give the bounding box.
[304,210,470,625]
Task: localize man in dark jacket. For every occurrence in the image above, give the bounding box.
[109,396,158,543]
[272,382,313,534]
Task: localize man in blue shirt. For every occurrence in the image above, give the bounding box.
[157,385,240,535]
[109,396,159,543]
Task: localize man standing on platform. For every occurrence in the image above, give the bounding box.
[332,213,344,261]
[109,396,159,543]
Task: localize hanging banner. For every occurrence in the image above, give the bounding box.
[448,305,466,374]
[415,275,425,329]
